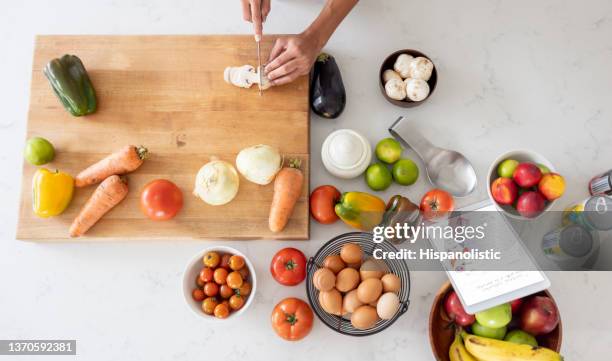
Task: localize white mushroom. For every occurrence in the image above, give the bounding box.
[404,78,430,101]
[408,57,434,81]
[385,78,407,100]
[224,65,271,90]
[382,69,402,83]
[393,54,414,78]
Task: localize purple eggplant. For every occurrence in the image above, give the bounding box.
[310,53,346,119]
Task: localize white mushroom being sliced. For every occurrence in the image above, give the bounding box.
[382,69,402,83]
[404,78,430,101]
[385,78,407,100]
[224,65,271,90]
[393,53,414,78]
[408,56,434,81]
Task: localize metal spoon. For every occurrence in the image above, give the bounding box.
[388,116,477,197]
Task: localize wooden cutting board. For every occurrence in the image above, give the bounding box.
[17,35,310,241]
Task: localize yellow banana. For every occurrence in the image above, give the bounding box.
[462,332,563,361]
[449,329,477,361]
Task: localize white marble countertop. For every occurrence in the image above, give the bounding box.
[1,0,611,360]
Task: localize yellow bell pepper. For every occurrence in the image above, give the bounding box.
[32,168,74,218]
[334,192,386,231]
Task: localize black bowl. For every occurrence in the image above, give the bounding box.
[306,232,411,336]
[379,49,438,108]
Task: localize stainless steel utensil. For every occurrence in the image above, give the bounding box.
[389,116,477,197]
[255,35,263,96]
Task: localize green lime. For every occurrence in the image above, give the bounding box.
[497,159,519,178]
[537,163,551,174]
[365,163,392,191]
[375,138,402,164]
[504,330,538,347]
[471,322,507,340]
[392,159,419,185]
[24,137,55,165]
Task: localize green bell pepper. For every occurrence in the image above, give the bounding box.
[43,54,97,116]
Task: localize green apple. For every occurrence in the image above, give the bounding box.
[24,137,55,166]
[497,159,519,178]
[365,163,392,191]
[505,330,538,347]
[375,138,402,164]
[537,163,551,174]
[475,303,512,329]
[471,322,507,340]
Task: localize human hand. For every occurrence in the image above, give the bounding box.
[265,33,322,86]
[241,0,271,40]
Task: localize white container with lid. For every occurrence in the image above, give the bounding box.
[321,129,372,179]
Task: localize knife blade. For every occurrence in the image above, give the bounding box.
[256,35,263,96]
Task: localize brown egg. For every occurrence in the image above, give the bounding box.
[381,273,401,293]
[313,267,336,292]
[359,259,386,280]
[351,305,378,330]
[319,288,343,316]
[323,255,346,274]
[342,289,364,314]
[357,278,383,304]
[340,243,362,264]
[335,268,360,292]
[347,261,362,269]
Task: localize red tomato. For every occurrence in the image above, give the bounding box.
[270,248,307,286]
[310,185,341,224]
[140,179,183,220]
[271,298,313,341]
[420,189,455,220]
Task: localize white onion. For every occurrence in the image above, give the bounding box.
[235,144,282,185]
[193,158,239,206]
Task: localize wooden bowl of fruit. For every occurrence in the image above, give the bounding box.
[183,246,256,321]
[429,282,562,361]
[487,149,565,220]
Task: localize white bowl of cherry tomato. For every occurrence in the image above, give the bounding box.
[183,246,256,321]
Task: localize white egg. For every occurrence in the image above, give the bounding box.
[377,292,400,320]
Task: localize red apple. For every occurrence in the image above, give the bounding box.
[444,291,475,326]
[491,177,518,205]
[516,191,546,218]
[520,296,560,335]
[510,298,523,314]
[513,163,542,188]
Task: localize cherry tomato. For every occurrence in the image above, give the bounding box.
[226,271,243,289]
[238,266,249,279]
[271,298,313,341]
[202,297,218,315]
[420,189,455,220]
[270,248,307,286]
[214,303,230,319]
[229,255,245,271]
[195,276,205,287]
[219,284,234,299]
[204,282,219,297]
[219,253,231,270]
[213,268,228,285]
[309,185,341,224]
[238,282,252,297]
[199,267,214,283]
[229,294,245,310]
[221,299,230,309]
[192,288,205,302]
[203,252,221,268]
[140,179,183,220]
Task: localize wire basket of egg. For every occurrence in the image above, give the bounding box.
[379,49,437,107]
[306,232,411,336]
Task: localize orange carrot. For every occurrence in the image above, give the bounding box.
[69,175,129,237]
[269,159,304,233]
[75,145,147,187]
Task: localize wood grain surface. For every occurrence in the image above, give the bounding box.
[17,35,310,241]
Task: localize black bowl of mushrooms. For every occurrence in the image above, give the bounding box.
[379,49,437,107]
